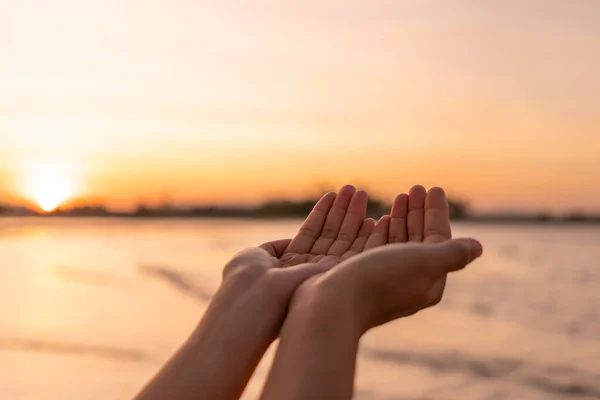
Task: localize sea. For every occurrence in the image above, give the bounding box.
[0,218,599,399]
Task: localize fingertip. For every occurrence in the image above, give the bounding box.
[452,238,483,262]
[333,185,357,207]
[354,189,368,202]
[396,193,409,201]
[360,217,376,232]
[378,214,391,224]
[429,186,446,195]
[469,238,483,260]
[408,185,427,211]
[409,185,426,197]
[339,184,357,195]
[373,215,391,233]
[363,215,391,249]
[427,187,446,197]
[314,191,337,210]
[431,238,483,273]
[425,187,448,208]
[346,189,369,216]
[322,191,337,202]
[392,193,408,214]
[379,215,391,232]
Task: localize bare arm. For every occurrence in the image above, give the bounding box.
[261,287,362,400]
[134,271,283,400]
[134,185,374,400]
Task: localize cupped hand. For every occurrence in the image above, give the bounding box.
[224,183,466,331]
[221,185,377,308]
[316,238,483,332]
[265,185,378,267]
[289,185,482,332]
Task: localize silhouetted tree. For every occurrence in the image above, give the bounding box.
[52,206,110,217]
[256,199,316,217]
[449,199,470,220]
[563,212,587,222]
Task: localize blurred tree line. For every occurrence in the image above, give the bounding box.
[256,196,471,220]
[3,194,599,223]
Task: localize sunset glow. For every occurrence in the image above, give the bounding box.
[21,161,78,212]
[1,1,599,213]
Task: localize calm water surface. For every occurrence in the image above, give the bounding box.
[0,219,599,399]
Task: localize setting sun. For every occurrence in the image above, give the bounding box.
[21,160,79,212]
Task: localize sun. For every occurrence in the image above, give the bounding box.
[22,160,79,212]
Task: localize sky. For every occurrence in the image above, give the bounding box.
[1,0,599,212]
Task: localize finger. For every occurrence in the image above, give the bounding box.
[407,185,427,242]
[363,215,391,250]
[259,239,292,258]
[285,191,337,254]
[424,239,483,274]
[347,239,482,294]
[389,193,408,243]
[357,239,482,281]
[328,190,369,256]
[423,187,452,244]
[310,185,357,254]
[342,218,376,259]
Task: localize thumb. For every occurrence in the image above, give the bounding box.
[427,238,483,274]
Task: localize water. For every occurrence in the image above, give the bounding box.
[0,219,599,399]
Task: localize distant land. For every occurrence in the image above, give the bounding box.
[1,196,598,223]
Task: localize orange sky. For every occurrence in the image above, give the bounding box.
[1,1,599,213]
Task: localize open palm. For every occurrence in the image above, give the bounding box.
[261,185,379,269]
[261,184,452,280]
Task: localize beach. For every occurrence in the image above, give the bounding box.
[0,218,598,399]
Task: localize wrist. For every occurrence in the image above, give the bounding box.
[195,276,285,340]
[265,279,363,400]
[287,278,365,339]
[136,276,283,400]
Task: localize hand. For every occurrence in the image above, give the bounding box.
[135,185,379,400]
[261,187,482,400]
[289,186,478,332]
[312,239,483,333]
[222,185,378,309]
[263,185,378,267]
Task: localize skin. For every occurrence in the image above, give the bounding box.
[260,187,483,400]
[135,185,483,400]
[135,185,374,400]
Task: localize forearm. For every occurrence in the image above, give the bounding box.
[135,279,282,400]
[261,288,363,400]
